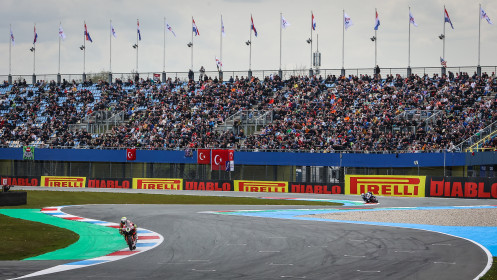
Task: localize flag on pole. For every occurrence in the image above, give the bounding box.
[59,24,66,40]
[111,24,116,38]
[409,11,418,27]
[10,27,15,46]
[84,23,92,42]
[344,12,353,30]
[192,18,200,36]
[312,13,317,30]
[440,57,447,67]
[281,15,290,29]
[251,15,258,37]
[444,8,454,29]
[33,26,38,44]
[481,7,493,24]
[374,11,380,30]
[166,22,176,37]
[215,56,223,70]
[137,19,141,41]
[221,16,225,37]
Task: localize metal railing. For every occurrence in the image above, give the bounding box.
[2,66,496,85]
[217,109,273,135]
[454,120,497,152]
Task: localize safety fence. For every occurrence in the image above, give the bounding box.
[3,174,497,199]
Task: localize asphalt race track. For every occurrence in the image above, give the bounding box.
[0,189,493,280]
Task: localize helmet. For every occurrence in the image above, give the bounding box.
[121,217,127,224]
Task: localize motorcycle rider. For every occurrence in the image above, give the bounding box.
[119,217,138,247]
[361,192,376,203]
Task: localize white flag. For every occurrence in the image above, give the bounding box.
[281,16,290,29]
[221,16,225,37]
[111,24,117,38]
[58,24,66,40]
[10,27,15,46]
[166,22,176,37]
[409,11,418,27]
[344,12,353,29]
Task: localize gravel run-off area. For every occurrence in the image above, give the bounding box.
[304,208,497,227]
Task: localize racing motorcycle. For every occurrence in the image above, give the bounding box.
[361,192,378,204]
[121,224,137,250]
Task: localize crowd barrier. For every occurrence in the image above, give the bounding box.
[2,175,497,199]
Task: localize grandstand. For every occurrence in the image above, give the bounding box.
[1,69,496,154]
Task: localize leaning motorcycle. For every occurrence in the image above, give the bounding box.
[122,226,137,250]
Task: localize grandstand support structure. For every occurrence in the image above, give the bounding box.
[455,120,497,152]
[217,110,273,136]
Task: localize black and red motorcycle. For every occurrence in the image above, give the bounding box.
[121,223,137,250]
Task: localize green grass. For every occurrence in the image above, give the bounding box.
[481,258,497,280]
[3,190,342,209]
[0,214,79,260]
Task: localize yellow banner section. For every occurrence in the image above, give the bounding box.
[41,176,86,188]
[132,178,183,190]
[234,180,288,193]
[345,175,426,197]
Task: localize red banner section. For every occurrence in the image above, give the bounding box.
[0,176,40,186]
[197,149,211,164]
[290,182,343,194]
[126,149,136,161]
[184,180,233,191]
[211,149,228,170]
[426,177,497,199]
[87,178,131,189]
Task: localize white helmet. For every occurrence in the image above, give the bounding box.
[121,217,127,224]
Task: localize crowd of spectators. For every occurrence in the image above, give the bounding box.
[0,71,496,153]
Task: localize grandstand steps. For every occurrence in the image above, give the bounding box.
[215,110,273,136]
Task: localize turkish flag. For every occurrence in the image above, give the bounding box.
[228,149,235,161]
[197,149,211,164]
[126,148,136,161]
[211,149,228,170]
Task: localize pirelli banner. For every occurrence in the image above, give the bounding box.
[132,178,183,190]
[345,175,426,197]
[426,177,497,199]
[41,176,86,188]
[235,180,288,193]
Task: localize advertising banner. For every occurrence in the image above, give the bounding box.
[426,177,497,199]
[345,175,425,197]
[184,180,233,191]
[87,178,131,189]
[41,176,86,188]
[132,178,183,190]
[0,176,40,186]
[234,180,288,193]
[290,182,344,194]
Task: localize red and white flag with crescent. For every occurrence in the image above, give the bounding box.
[197,149,211,164]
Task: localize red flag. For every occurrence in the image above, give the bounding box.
[211,149,228,170]
[126,148,136,161]
[197,149,211,164]
[228,149,235,161]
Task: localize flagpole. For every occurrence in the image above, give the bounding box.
[374,9,377,68]
[9,24,11,76]
[279,13,282,72]
[58,21,61,75]
[191,17,194,71]
[310,11,313,74]
[220,14,223,72]
[249,15,252,71]
[166,17,168,72]
[136,19,139,75]
[408,7,411,69]
[33,24,36,75]
[478,3,481,67]
[83,21,86,77]
[110,19,112,73]
[443,6,446,62]
[341,10,345,76]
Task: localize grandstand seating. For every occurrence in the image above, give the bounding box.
[0,72,496,152]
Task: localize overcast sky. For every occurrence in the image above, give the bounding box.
[1,0,496,76]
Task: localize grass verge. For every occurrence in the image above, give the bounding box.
[482,258,497,280]
[0,214,79,260]
[4,190,342,209]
